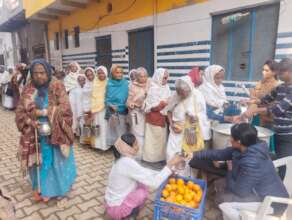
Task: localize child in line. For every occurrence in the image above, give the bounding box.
[105,133,184,220]
[244,58,292,179]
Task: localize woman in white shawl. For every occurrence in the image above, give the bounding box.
[69,74,86,135]
[199,65,238,124]
[91,66,109,150]
[80,67,95,145]
[0,67,14,109]
[143,68,171,162]
[166,76,200,160]
[64,62,81,93]
[126,67,150,159]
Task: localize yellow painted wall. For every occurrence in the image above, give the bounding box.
[47,0,207,39]
[23,0,56,18]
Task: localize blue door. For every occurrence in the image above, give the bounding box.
[211,2,280,81]
[129,27,154,76]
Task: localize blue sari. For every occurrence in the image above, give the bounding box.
[29,90,77,197]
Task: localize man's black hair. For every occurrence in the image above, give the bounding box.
[231,123,258,147]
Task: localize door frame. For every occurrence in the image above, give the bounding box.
[128,26,154,75]
[95,34,112,68]
[210,1,280,81]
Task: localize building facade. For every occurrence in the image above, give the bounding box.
[0,32,14,66]
[24,0,292,100]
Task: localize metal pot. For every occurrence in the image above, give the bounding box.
[212,123,274,149]
[38,121,52,136]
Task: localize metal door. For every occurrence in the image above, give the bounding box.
[129,27,154,76]
[95,35,112,71]
[211,3,280,81]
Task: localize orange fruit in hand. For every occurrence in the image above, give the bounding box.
[162,189,169,198]
[177,178,184,186]
[169,178,176,184]
[165,184,172,191]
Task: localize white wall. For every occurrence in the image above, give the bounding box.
[0,32,15,67]
[49,0,288,79]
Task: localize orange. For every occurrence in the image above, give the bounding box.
[196,190,202,202]
[184,193,192,202]
[165,184,172,191]
[177,178,185,186]
[175,194,183,203]
[160,197,165,201]
[177,186,185,195]
[192,184,201,191]
[162,189,169,198]
[187,181,194,189]
[170,191,176,197]
[180,200,187,206]
[171,184,177,191]
[169,178,176,184]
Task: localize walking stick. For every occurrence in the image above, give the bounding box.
[34,128,41,194]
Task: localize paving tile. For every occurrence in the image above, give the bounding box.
[0,107,219,219]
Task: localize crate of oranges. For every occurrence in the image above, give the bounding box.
[153,176,207,220]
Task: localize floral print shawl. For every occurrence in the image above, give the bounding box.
[15,78,74,173]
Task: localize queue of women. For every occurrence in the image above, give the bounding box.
[7,57,292,220]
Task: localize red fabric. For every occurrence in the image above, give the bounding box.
[145,101,167,127]
[188,67,202,87]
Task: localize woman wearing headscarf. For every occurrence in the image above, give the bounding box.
[188,67,211,147]
[0,67,14,110]
[143,68,171,162]
[126,67,149,159]
[80,67,95,145]
[69,74,86,135]
[199,65,238,124]
[128,69,138,84]
[166,76,204,162]
[105,133,183,220]
[105,64,129,147]
[90,66,109,150]
[15,59,76,202]
[64,61,81,93]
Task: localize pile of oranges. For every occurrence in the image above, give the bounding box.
[160,178,203,209]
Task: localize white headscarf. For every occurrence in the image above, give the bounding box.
[164,76,195,120]
[82,67,95,112]
[199,65,227,109]
[64,62,82,92]
[96,65,108,77]
[144,68,171,113]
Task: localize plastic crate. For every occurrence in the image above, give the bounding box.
[153,176,207,220]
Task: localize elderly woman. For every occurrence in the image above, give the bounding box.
[15,59,76,202]
[64,62,81,93]
[126,67,149,159]
[143,68,171,163]
[166,76,204,161]
[80,67,95,146]
[105,64,129,147]
[91,66,109,150]
[199,65,239,124]
[188,67,211,148]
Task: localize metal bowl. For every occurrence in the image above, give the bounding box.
[38,121,52,136]
[212,123,274,149]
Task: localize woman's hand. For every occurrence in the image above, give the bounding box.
[243,108,257,118]
[167,154,185,169]
[224,116,234,123]
[129,103,135,110]
[31,121,40,129]
[109,105,117,112]
[172,124,183,134]
[232,115,242,123]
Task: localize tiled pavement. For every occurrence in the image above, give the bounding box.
[0,107,220,220]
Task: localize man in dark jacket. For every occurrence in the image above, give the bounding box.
[189,123,288,218]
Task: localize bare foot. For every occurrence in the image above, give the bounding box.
[42,197,50,203]
[33,191,42,202]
